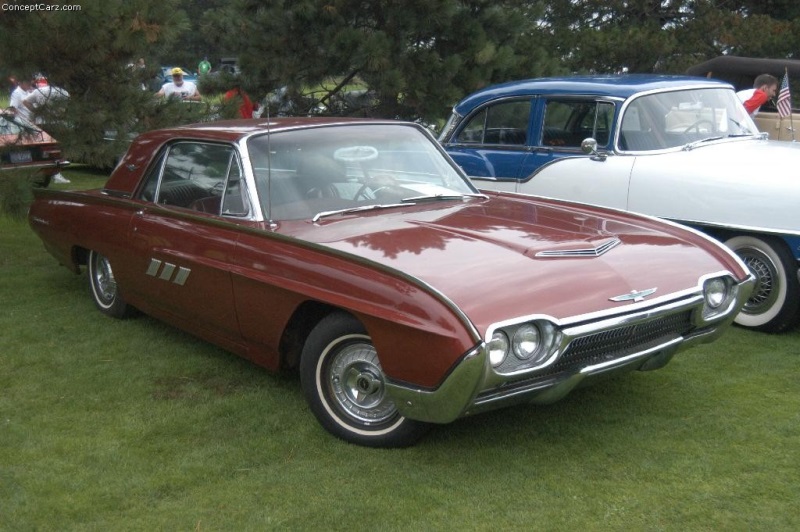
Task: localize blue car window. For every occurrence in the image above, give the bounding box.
[455,100,530,145]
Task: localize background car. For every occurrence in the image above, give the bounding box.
[0,110,68,186]
[687,55,800,142]
[440,75,799,333]
[28,118,753,447]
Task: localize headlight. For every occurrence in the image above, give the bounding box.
[704,278,728,309]
[513,324,541,360]
[487,320,560,374]
[488,331,510,367]
[701,276,736,320]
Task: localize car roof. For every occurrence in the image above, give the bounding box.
[452,74,733,114]
[686,56,800,91]
[134,117,403,144]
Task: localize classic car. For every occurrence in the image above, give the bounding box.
[440,75,800,333]
[686,56,800,142]
[29,118,754,447]
[0,110,69,185]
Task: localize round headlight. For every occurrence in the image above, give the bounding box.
[704,278,728,309]
[488,331,510,367]
[513,324,541,360]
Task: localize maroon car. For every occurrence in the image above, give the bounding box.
[28,118,754,447]
[0,111,68,185]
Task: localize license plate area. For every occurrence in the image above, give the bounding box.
[10,150,32,163]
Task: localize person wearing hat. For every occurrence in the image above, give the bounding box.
[156,67,201,101]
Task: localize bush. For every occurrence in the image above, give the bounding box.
[0,170,36,219]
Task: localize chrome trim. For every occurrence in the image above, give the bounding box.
[145,258,161,277]
[609,287,657,302]
[173,267,191,286]
[159,262,176,281]
[536,237,620,258]
[386,272,755,424]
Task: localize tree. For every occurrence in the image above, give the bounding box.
[538,0,800,75]
[208,0,562,123]
[0,0,194,167]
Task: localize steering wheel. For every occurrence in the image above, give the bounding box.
[684,119,715,133]
[353,174,398,201]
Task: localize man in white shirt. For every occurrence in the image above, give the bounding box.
[23,79,70,124]
[156,67,202,101]
[8,78,33,121]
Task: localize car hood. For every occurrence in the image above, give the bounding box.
[280,193,742,335]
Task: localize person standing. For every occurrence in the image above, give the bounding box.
[737,74,779,117]
[223,85,256,118]
[156,68,202,101]
[23,77,70,125]
[8,77,33,120]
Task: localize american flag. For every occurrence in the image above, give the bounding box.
[777,71,792,118]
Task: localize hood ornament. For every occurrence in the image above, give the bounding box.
[609,287,657,303]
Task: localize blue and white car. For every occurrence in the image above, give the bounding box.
[440,75,800,333]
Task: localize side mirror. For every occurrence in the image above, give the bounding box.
[580,137,606,161]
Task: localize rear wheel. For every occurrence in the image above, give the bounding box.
[725,235,800,333]
[300,312,429,447]
[88,250,130,319]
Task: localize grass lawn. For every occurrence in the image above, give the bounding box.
[1,168,799,530]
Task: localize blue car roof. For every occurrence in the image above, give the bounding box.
[453,74,733,114]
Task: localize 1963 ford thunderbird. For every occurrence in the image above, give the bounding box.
[29,118,753,447]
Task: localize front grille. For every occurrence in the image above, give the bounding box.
[542,310,694,379]
[475,310,697,405]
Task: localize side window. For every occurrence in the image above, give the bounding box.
[138,142,247,216]
[542,100,614,148]
[580,102,614,145]
[456,100,530,146]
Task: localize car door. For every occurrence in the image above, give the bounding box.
[443,98,533,179]
[518,98,616,177]
[124,141,250,348]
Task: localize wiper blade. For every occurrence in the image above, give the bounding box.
[312,203,408,222]
[401,192,488,203]
[683,136,723,151]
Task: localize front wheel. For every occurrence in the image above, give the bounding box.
[88,250,131,319]
[300,312,429,447]
[725,235,800,333]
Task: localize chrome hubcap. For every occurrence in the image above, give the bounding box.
[93,254,117,305]
[327,341,397,424]
[738,247,779,315]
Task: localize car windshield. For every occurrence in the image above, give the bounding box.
[247,123,478,221]
[618,87,760,151]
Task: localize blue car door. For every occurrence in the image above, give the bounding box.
[443,98,534,179]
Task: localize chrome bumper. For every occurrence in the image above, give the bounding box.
[386,274,755,424]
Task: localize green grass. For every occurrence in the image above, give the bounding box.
[2,168,799,530]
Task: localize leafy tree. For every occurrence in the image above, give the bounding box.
[208,0,563,123]
[538,0,800,75]
[0,0,197,167]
